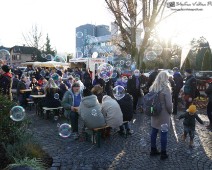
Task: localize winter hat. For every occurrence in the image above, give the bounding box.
[186,105,197,115]
[1,65,10,73]
[185,69,192,74]
[72,82,80,88]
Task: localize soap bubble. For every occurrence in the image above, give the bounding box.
[51,73,59,81]
[152,44,163,56]
[126,54,131,60]
[98,63,113,81]
[161,124,168,132]
[10,106,26,121]
[140,138,147,146]
[40,70,46,77]
[54,55,66,63]
[120,60,125,65]
[76,32,83,38]
[91,109,98,116]
[54,93,60,100]
[41,53,46,58]
[46,54,53,61]
[126,61,131,67]
[58,123,72,138]
[113,85,125,100]
[54,116,59,121]
[0,49,10,60]
[146,51,157,61]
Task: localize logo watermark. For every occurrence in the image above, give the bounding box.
[166,1,212,11]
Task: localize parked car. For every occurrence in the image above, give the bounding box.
[144,69,174,77]
[195,71,212,83]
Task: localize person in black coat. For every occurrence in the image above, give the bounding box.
[146,68,159,89]
[127,69,142,112]
[0,65,13,101]
[183,69,197,109]
[12,75,20,89]
[116,93,134,135]
[172,67,183,114]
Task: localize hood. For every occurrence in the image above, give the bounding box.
[81,95,98,108]
[102,95,111,102]
[3,72,12,78]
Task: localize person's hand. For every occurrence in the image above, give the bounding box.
[188,97,192,102]
[71,106,74,111]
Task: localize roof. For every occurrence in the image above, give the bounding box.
[10,45,40,54]
[0,46,10,51]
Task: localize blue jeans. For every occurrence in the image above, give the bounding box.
[151,127,168,151]
[69,111,78,133]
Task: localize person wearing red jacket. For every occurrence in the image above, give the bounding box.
[0,65,13,101]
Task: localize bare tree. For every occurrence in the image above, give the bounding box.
[105,0,175,69]
[22,25,44,50]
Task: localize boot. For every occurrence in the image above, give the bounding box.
[181,133,187,141]
[189,139,194,148]
[150,147,161,156]
[160,151,168,160]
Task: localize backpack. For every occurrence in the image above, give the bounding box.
[143,90,162,116]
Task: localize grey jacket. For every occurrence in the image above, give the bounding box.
[102,95,123,128]
[78,95,106,129]
[61,90,82,119]
[151,86,173,130]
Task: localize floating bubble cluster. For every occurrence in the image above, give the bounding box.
[112,85,125,100]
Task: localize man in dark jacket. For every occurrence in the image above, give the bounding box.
[127,69,142,112]
[147,68,159,89]
[0,65,13,101]
[183,69,197,109]
[172,67,184,114]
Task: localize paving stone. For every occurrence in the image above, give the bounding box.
[27,109,212,169]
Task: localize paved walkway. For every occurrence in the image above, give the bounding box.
[27,109,212,170]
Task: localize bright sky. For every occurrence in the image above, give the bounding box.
[0,0,112,54]
[0,0,212,54]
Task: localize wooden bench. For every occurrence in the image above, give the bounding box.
[91,125,110,148]
[42,107,63,120]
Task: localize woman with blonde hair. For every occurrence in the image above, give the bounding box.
[149,71,173,160]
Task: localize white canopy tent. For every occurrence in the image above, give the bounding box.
[21,61,70,69]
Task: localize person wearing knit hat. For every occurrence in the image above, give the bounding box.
[1,65,10,73]
[183,68,197,109]
[0,64,13,101]
[178,104,204,147]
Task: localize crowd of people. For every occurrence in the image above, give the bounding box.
[0,62,212,161]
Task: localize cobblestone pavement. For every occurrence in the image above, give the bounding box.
[27,109,212,170]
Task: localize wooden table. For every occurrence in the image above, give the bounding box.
[20,89,32,93]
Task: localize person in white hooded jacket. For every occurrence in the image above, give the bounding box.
[101,95,123,128]
[78,89,106,129]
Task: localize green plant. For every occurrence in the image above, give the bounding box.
[5,157,46,170]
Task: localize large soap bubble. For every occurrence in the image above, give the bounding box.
[152,44,163,56]
[54,55,66,63]
[40,70,46,77]
[76,32,83,38]
[46,54,54,61]
[0,49,10,60]
[126,60,131,67]
[98,63,113,81]
[10,106,26,121]
[54,93,60,100]
[112,85,125,100]
[58,123,72,138]
[146,51,157,61]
